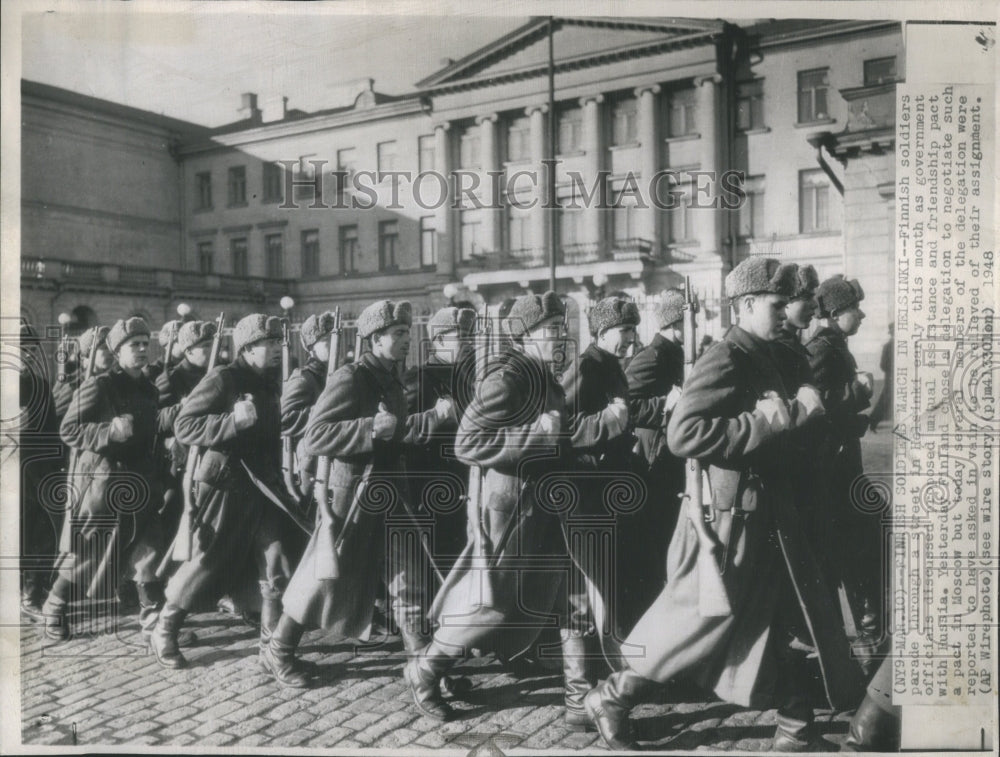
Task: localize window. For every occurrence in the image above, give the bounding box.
[612,193,637,245]
[339,225,358,274]
[559,204,582,249]
[736,80,765,131]
[378,220,399,271]
[336,148,357,194]
[459,128,481,169]
[460,210,483,261]
[506,117,530,162]
[265,234,283,278]
[195,172,212,210]
[799,169,839,233]
[301,229,320,277]
[420,217,437,267]
[418,135,436,173]
[611,97,638,146]
[797,68,830,123]
[377,141,398,174]
[558,107,583,154]
[864,57,897,86]
[197,241,214,273]
[506,207,529,253]
[666,183,693,244]
[263,162,283,203]
[227,166,247,207]
[230,237,248,276]
[668,89,697,137]
[737,175,765,238]
[294,155,321,201]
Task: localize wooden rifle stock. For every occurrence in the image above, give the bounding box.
[280,319,304,499]
[680,278,732,618]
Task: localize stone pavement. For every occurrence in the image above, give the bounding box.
[18,611,855,752]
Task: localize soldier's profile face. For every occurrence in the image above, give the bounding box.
[598,324,636,357]
[741,293,787,341]
[117,335,149,370]
[835,305,865,336]
[372,325,410,363]
[186,343,211,368]
[243,337,282,371]
[786,297,817,329]
[312,339,330,364]
[93,345,113,372]
[524,316,566,364]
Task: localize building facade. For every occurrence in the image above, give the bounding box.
[20,17,901,371]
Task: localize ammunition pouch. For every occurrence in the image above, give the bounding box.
[192,448,234,491]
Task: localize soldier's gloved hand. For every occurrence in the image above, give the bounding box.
[855,371,874,400]
[793,384,825,426]
[603,397,629,437]
[373,402,398,440]
[754,393,790,435]
[533,410,561,442]
[233,398,258,430]
[434,396,455,423]
[663,385,683,421]
[108,414,133,442]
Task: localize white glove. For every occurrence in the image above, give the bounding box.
[233,398,257,430]
[603,397,629,437]
[663,385,682,420]
[794,384,825,425]
[855,371,874,399]
[533,410,561,442]
[754,393,790,435]
[108,414,133,443]
[434,396,455,423]
[373,402,398,440]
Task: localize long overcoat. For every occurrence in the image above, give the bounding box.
[626,326,863,710]
[56,366,164,591]
[282,355,326,480]
[283,351,443,638]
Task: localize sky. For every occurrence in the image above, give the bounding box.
[21,6,528,127]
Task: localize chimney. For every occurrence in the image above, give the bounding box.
[239,92,262,124]
[261,95,288,123]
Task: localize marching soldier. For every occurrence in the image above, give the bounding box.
[261,300,453,688]
[281,311,336,498]
[156,320,215,537]
[41,318,167,642]
[623,289,686,613]
[583,258,863,751]
[53,326,113,421]
[403,306,477,571]
[807,275,881,672]
[558,296,642,724]
[150,314,300,669]
[771,265,819,395]
[405,291,579,723]
[19,323,63,623]
[144,319,182,382]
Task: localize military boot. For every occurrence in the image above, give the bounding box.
[583,667,653,750]
[403,641,456,721]
[260,615,311,688]
[150,603,188,669]
[258,582,283,655]
[399,625,471,700]
[773,703,817,752]
[561,629,594,730]
[20,573,45,624]
[40,578,72,642]
[841,694,900,751]
[137,582,197,647]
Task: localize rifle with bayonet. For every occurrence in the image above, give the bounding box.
[281,318,310,500]
[679,278,731,617]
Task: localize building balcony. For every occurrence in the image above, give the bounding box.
[19,256,296,301]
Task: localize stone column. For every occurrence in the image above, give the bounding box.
[694,74,722,257]
[478,113,500,256]
[434,122,453,275]
[579,95,604,251]
[635,85,661,247]
[527,105,549,265]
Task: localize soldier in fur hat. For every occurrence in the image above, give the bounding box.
[42,317,169,644]
[584,258,863,751]
[52,326,113,421]
[145,319,183,382]
[807,275,882,673]
[261,300,454,688]
[150,314,300,670]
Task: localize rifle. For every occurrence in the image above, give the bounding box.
[163,323,178,375]
[280,318,309,500]
[312,308,344,579]
[168,312,225,567]
[679,278,731,617]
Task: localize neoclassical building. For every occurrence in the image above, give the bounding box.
[21,16,901,370]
